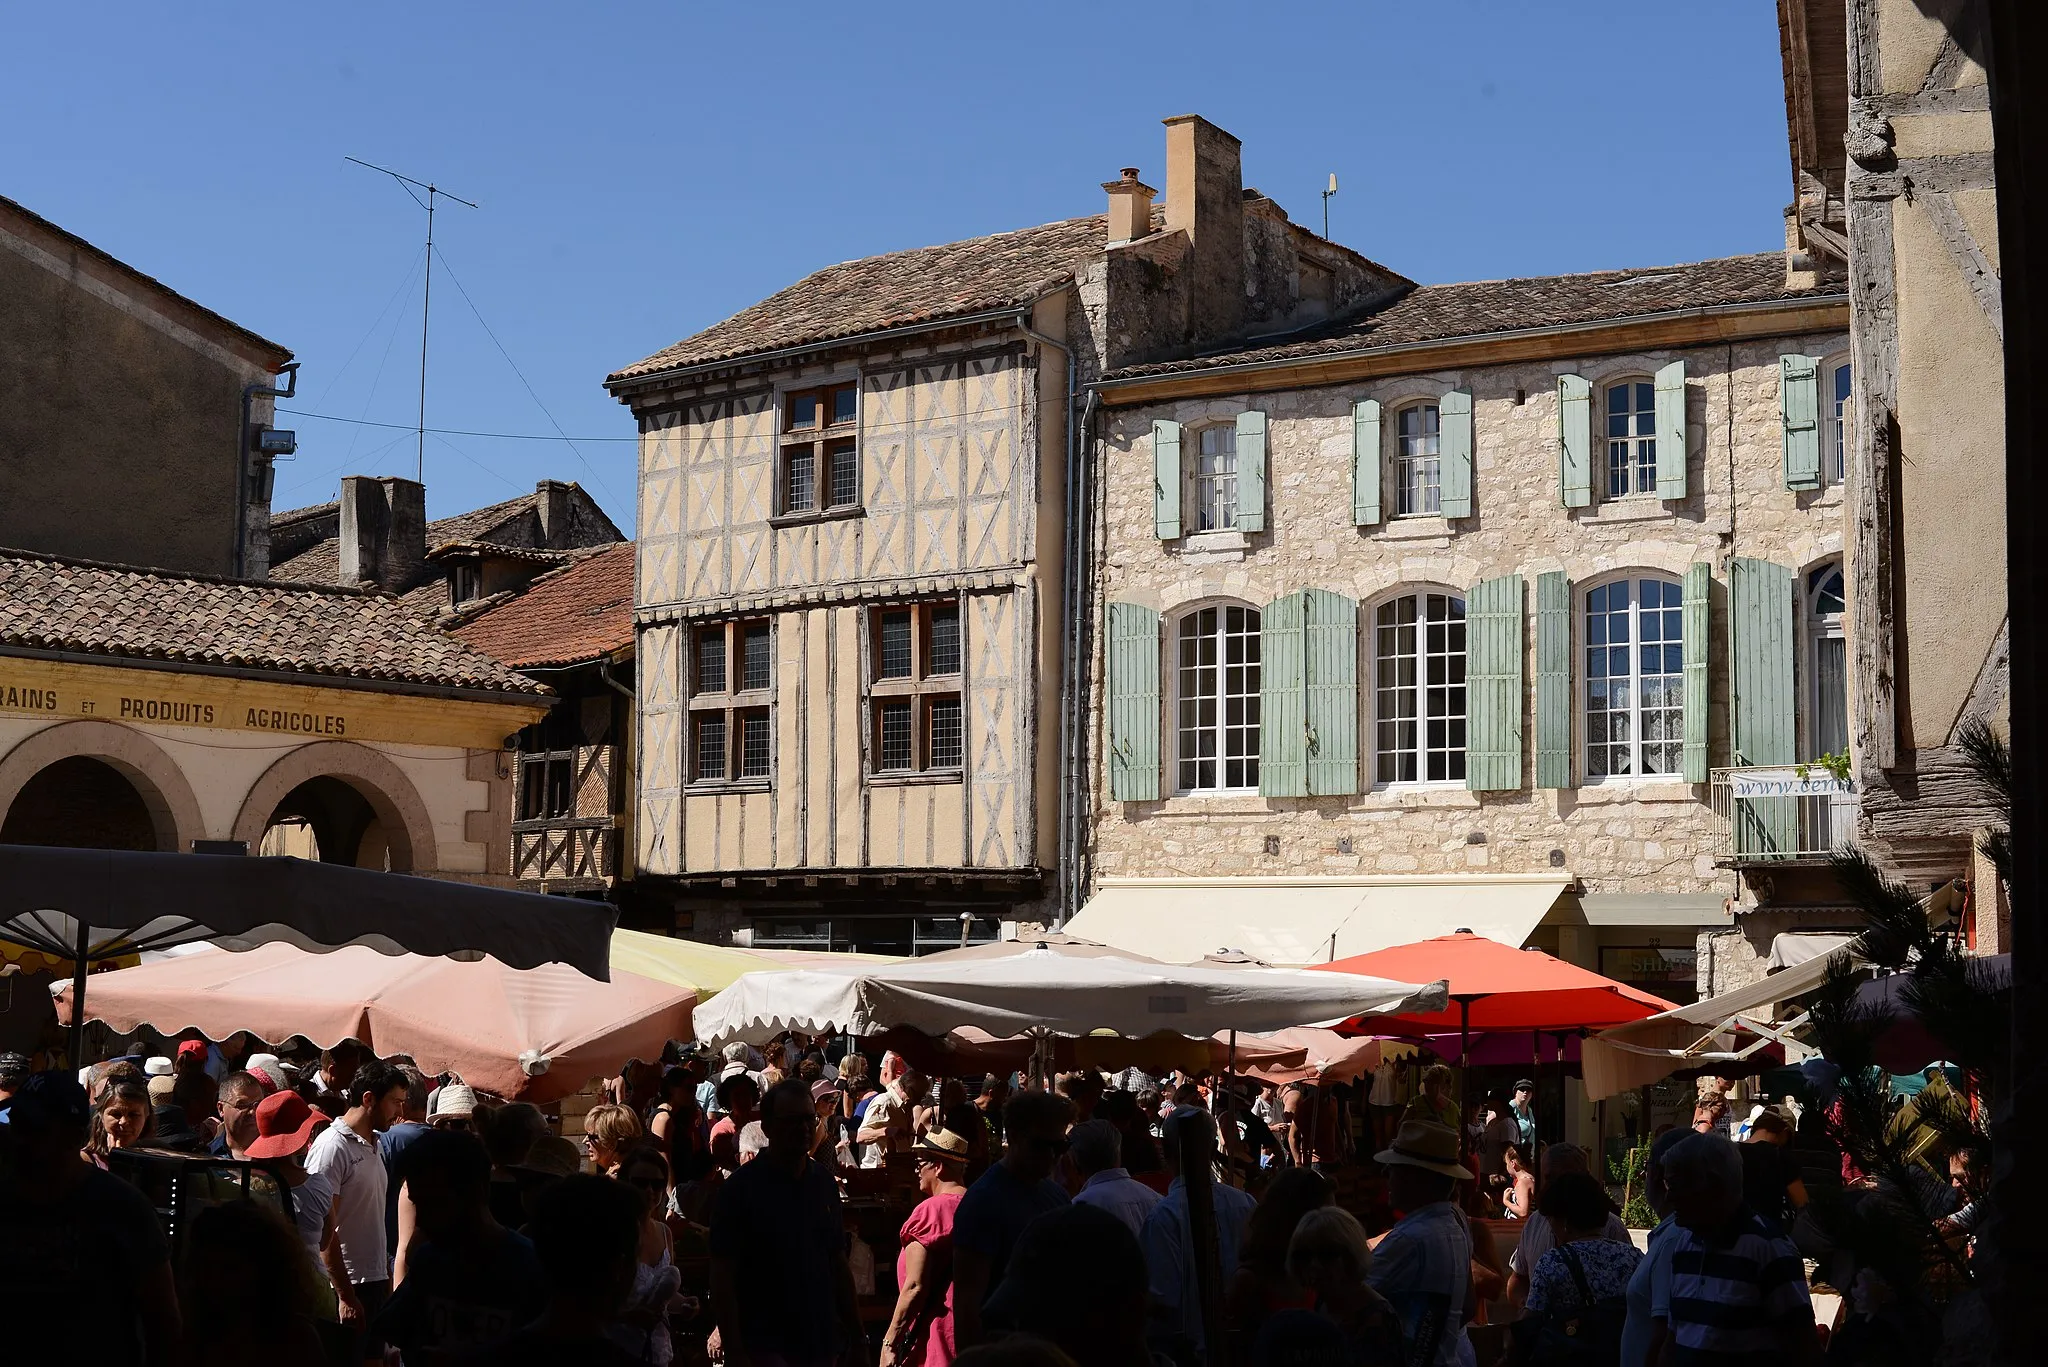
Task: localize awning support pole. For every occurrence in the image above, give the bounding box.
[67,920,90,1068]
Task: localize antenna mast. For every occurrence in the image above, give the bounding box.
[347,157,477,483]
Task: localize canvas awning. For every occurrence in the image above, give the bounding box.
[1766,931,1858,970]
[1064,875,1572,966]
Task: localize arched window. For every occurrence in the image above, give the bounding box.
[1394,403,1440,516]
[1605,379,1657,498]
[1192,425,1238,532]
[1176,604,1261,792]
[1809,563,1847,757]
[1827,360,1852,485]
[1585,576,1684,778]
[1374,590,1467,784]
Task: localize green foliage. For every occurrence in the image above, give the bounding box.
[1794,751,1854,784]
[1616,1136,1656,1228]
[1956,715,2012,888]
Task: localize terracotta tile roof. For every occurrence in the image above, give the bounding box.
[608,214,1111,385]
[425,539,577,565]
[451,542,636,669]
[1104,253,1847,380]
[0,549,548,696]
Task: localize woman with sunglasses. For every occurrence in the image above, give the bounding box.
[582,1102,644,1177]
[880,1129,973,1367]
[608,1147,685,1366]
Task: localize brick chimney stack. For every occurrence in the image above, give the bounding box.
[1162,114,1247,343]
[1104,167,1156,245]
[337,475,427,591]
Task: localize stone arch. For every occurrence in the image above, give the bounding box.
[0,720,205,853]
[231,741,437,872]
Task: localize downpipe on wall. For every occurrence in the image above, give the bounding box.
[236,362,299,578]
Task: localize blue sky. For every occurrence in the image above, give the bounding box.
[2,3,1791,529]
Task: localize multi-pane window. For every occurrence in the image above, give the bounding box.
[1827,361,1851,485]
[781,382,859,515]
[690,618,774,784]
[1809,564,1848,758]
[1176,605,1261,793]
[868,600,964,776]
[1193,426,1238,532]
[1585,578,1684,779]
[1374,592,1467,784]
[1394,404,1440,516]
[1606,381,1657,498]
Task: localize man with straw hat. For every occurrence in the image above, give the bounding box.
[880,1127,973,1367]
[1366,1120,1472,1367]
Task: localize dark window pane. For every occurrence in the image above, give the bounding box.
[790,393,819,429]
[695,714,727,781]
[828,440,858,507]
[929,696,963,768]
[785,446,816,512]
[878,701,913,771]
[741,621,772,691]
[928,604,961,675]
[695,629,727,694]
[832,386,858,425]
[740,710,771,778]
[878,611,913,679]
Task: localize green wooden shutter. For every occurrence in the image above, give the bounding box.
[1682,562,1711,783]
[1655,360,1688,500]
[1304,588,1360,796]
[1438,389,1473,518]
[1236,410,1267,533]
[1106,602,1161,802]
[1558,374,1592,507]
[1153,421,1182,540]
[1260,591,1308,797]
[1780,356,1821,490]
[1731,558,1797,855]
[1534,571,1572,789]
[1465,574,1524,792]
[1352,399,1382,526]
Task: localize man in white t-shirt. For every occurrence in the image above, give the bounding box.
[304,1058,409,1353]
[855,1068,928,1167]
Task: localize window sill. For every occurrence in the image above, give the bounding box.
[688,693,773,709]
[687,779,773,795]
[1367,784,1480,808]
[1152,792,1269,815]
[1377,516,1453,543]
[867,769,964,788]
[769,505,865,528]
[1579,497,1671,524]
[1572,780,1699,805]
[1177,529,1248,562]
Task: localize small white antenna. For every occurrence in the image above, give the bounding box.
[347,157,478,484]
[1322,172,1339,239]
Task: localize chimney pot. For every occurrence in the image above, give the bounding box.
[1103,167,1157,246]
[337,475,427,591]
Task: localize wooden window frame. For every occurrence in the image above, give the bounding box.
[689,617,775,789]
[775,380,863,522]
[866,599,964,781]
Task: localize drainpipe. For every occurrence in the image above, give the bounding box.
[236,362,299,578]
[1065,386,1099,924]
[1014,307,1081,925]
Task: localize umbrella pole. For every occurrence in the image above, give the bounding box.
[67,920,90,1068]
[1226,1029,1238,1177]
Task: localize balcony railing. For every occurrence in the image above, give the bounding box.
[1709,766,1859,864]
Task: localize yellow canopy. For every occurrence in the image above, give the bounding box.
[609,928,896,998]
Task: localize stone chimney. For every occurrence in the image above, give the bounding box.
[1162,114,1247,343]
[535,479,574,549]
[1104,167,1156,245]
[337,475,427,590]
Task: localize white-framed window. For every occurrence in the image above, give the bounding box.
[1373,589,1467,785]
[1394,403,1440,516]
[1584,577,1684,779]
[1175,603,1261,793]
[1605,379,1657,498]
[1808,563,1848,757]
[1827,360,1852,485]
[1192,425,1238,532]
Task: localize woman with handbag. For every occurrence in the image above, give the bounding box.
[1512,1173,1641,1366]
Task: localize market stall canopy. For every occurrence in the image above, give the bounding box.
[691,943,1449,1046]
[1232,1028,1382,1086]
[53,941,692,1104]
[609,928,894,996]
[1315,932,1674,1034]
[870,1025,1311,1078]
[1064,875,1571,965]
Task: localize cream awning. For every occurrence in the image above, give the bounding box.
[1064,875,1572,966]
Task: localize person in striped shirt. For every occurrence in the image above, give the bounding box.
[1657,1131,1816,1365]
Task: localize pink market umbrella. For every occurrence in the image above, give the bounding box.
[54,941,694,1104]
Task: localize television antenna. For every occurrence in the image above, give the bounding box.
[346,157,478,482]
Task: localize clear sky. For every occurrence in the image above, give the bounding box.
[2,3,1792,530]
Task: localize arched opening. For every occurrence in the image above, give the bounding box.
[0,756,164,851]
[258,776,393,870]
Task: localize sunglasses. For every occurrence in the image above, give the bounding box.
[433,1118,472,1131]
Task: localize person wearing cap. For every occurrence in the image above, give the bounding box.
[244,1089,341,1298]
[1138,1106,1257,1363]
[878,1128,973,1367]
[1509,1078,1538,1162]
[0,1049,30,1113]
[1364,1120,1472,1367]
[171,1038,218,1124]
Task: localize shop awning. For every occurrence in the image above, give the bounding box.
[1574,893,1732,927]
[1064,875,1572,966]
[1766,931,1858,969]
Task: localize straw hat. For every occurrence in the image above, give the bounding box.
[1373,1120,1469,1180]
[429,1083,478,1121]
[147,1073,177,1104]
[911,1128,971,1164]
[512,1134,582,1180]
[143,1056,174,1078]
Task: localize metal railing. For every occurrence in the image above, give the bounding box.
[1709,766,1859,863]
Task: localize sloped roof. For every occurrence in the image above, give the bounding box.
[0,550,548,696]
[608,214,1112,385]
[451,542,636,670]
[1105,253,1846,380]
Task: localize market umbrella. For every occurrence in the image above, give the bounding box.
[609,928,895,996]
[691,942,1447,1046]
[2,846,618,1063]
[868,1024,1310,1078]
[1231,1028,1383,1086]
[53,940,693,1103]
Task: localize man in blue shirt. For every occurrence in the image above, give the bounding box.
[379,1064,432,1257]
[1070,1118,1161,1239]
[952,1088,1073,1351]
[206,1070,267,1158]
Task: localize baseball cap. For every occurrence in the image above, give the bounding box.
[177,1040,208,1063]
[244,1089,325,1160]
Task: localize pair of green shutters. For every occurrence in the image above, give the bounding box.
[1557,361,1690,506]
[1154,411,1267,538]
[1106,556,1801,801]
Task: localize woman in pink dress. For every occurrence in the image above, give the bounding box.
[879,1127,972,1367]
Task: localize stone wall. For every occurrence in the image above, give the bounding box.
[1086,329,1849,905]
